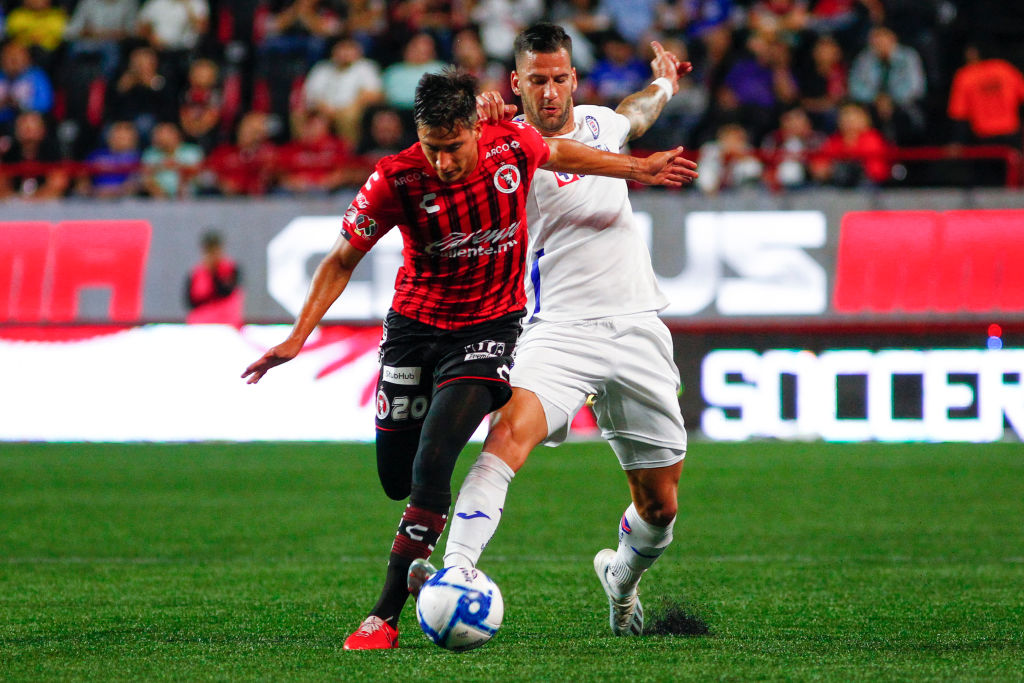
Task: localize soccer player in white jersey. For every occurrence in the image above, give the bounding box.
[411,23,694,637]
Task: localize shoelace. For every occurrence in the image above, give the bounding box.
[612,593,636,626]
[357,618,388,636]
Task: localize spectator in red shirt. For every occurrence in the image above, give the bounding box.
[276,111,369,194]
[807,0,882,54]
[205,111,278,195]
[185,230,243,325]
[948,43,1024,146]
[811,100,890,186]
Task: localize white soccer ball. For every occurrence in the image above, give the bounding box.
[416,566,504,652]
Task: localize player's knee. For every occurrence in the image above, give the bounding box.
[635,496,677,527]
[379,474,411,501]
[483,418,531,472]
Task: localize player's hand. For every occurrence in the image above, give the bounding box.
[632,147,699,187]
[241,338,303,384]
[649,40,691,95]
[476,91,518,123]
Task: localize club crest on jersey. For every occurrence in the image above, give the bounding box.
[354,213,378,238]
[494,164,521,194]
[585,115,600,139]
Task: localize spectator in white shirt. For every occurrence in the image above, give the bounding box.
[299,36,384,146]
[136,0,209,51]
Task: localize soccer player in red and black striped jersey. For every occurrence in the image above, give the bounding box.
[242,68,697,649]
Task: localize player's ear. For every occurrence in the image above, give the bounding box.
[571,67,578,94]
[510,70,521,96]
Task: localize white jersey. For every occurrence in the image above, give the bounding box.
[524,105,669,322]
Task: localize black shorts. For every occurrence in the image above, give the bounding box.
[374,309,524,432]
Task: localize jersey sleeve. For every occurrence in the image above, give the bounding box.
[340,166,402,252]
[507,119,551,171]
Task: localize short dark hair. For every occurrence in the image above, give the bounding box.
[201,230,223,250]
[513,22,573,63]
[413,67,478,133]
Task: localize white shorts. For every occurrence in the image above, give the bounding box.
[510,312,687,470]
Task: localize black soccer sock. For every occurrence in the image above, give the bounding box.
[369,504,447,624]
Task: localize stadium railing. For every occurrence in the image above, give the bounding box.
[1,144,1022,195]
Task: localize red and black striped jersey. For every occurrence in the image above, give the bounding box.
[341,120,550,329]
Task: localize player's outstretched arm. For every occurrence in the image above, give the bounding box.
[242,235,365,384]
[616,40,692,141]
[543,138,698,187]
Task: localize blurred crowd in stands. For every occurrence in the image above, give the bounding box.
[1,0,1023,200]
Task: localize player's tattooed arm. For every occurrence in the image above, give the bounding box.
[616,40,693,141]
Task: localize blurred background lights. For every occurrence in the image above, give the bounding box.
[987,324,1003,350]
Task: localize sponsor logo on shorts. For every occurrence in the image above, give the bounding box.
[383,365,421,385]
[463,341,506,357]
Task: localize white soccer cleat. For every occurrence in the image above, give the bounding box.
[407,558,437,598]
[594,548,643,636]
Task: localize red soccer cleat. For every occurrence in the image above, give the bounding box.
[343,616,399,650]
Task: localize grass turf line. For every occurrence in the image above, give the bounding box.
[0,441,1022,681]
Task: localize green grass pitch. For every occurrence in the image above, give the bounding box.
[1,441,1022,681]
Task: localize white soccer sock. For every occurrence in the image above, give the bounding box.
[608,503,674,593]
[443,451,515,568]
